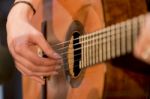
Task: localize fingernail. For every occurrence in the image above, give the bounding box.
[53,53,61,59]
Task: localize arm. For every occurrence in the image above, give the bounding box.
[7,0,61,84]
[8,0,42,21]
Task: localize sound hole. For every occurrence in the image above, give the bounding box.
[73,32,81,77]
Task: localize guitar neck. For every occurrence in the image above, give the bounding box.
[78,15,145,69]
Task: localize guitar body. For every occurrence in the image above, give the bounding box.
[45,1,106,99]
[23,0,150,99]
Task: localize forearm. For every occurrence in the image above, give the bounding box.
[8,0,42,21]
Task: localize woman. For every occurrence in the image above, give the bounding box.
[6,0,150,99]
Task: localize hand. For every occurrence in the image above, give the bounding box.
[134,14,150,64]
[6,13,62,85]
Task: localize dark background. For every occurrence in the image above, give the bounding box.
[0,0,22,99]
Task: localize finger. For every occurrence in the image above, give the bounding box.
[15,62,26,75]
[15,61,59,76]
[30,76,45,85]
[12,37,61,66]
[15,62,45,85]
[16,57,60,74]
[11,46,61,74]
[16,63,45,85]
[12,40,61,66]
[14,44,61,66]
[31,33,61,59]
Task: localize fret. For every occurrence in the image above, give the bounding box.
[77,14,145,69]
[110,25,116,58]
[82,36,93,68]
[92,34,95,65]
[102,29,107,61]
[99,31,103,62]
[120,22,126,55]
[89,35,92,65]
[93,34,96,64]
[115,24,121,56]
[106,27,111,60]
[86,36,89,66]
[86,36,90,66]
[95,33,98,64]
[96,32,99,63]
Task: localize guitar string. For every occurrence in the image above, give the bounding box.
[57,24,138,58]
[51,22,127,49]
[59,32,130,57]
[50,15,143,50]
[52,21,140,55]
[56,17,143,64]
[63,33,135,61]
[52,24,139,71]
[56,29,114,52]
[60,33,122,56]
[59,17,142,71]
[59,32,137,72]
[42,16,143,72]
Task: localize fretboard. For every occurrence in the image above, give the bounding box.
[78,15,145,69]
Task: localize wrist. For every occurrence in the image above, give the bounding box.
[8,2,34,22]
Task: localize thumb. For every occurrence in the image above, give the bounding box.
[31,33,61,59]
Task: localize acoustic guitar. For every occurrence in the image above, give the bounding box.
[23,0,150,99]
